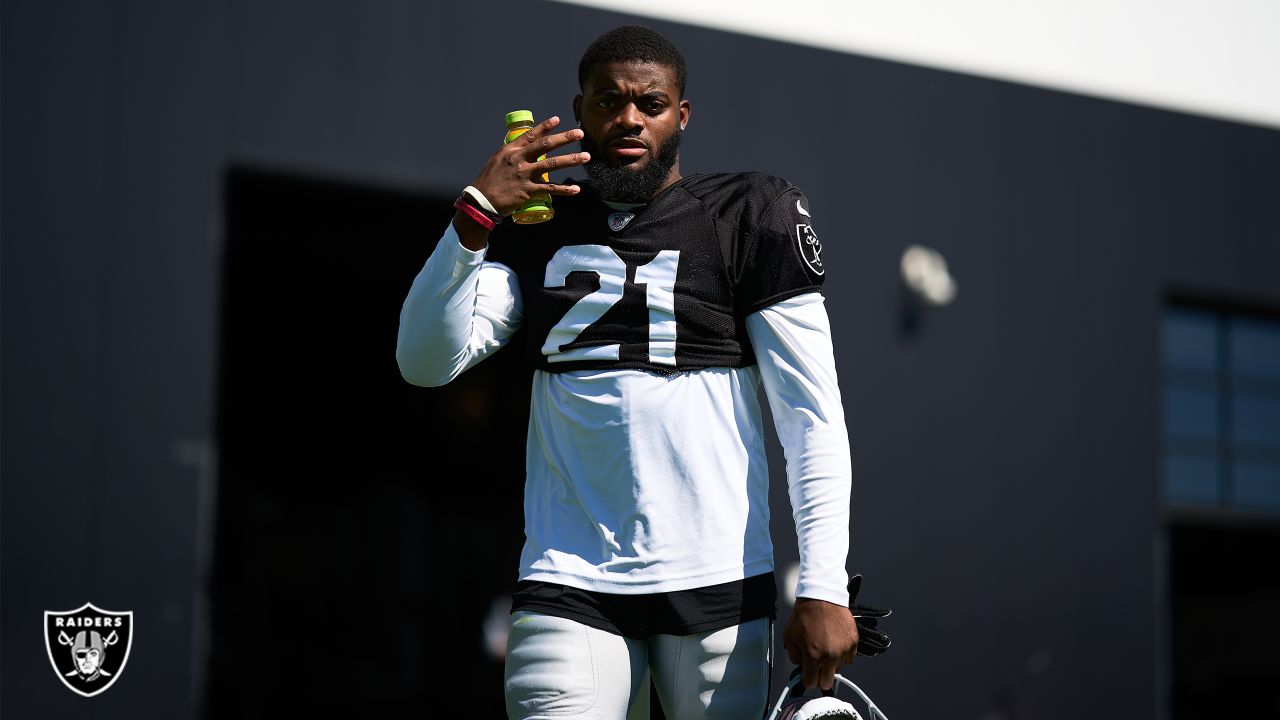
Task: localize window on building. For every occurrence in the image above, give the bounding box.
[1162,302,1280,718]
[1162,305,1280,513]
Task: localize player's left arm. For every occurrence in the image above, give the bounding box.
[740,185,857,691]
[746,293,858,691]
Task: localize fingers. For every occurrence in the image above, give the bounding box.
[532,150,590,174]
[518,117,586,159]
[817,662,837,692]
[802,659,838,691]
[856,627,890,656]
[852,604,891,619]
[841,645,857,665]
[801,661,820,691]
[517,149,589,199]
[542,183,582,197]
[524,114,562,141]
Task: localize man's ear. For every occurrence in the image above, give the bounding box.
[572,95,583,125]
[679,98,691,130]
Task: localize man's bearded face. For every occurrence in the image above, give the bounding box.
[574,60,688,203]
[580,126,682,204]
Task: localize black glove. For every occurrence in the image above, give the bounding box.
[849,574,892,656]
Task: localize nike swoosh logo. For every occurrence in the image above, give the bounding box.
[796,199,810,217]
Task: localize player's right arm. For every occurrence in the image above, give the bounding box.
[395,116,589,386]
[395,225,521,386]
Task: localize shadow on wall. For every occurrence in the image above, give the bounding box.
[206,168,529,717]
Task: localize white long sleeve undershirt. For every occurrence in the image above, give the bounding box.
[397,224,852,606]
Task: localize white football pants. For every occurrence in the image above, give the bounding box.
[504,611,772,720]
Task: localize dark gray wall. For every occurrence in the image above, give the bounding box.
[4,1,1278,718]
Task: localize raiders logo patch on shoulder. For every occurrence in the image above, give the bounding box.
[796,222,823,275]
[793,198,823,275]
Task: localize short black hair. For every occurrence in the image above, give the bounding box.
[578,25,688,97]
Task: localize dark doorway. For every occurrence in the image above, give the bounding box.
[1169,521,1280,717]
[206,168,530,717]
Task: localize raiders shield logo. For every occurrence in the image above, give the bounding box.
[607,212,635,232]
[796,223,824,276]
[44,602,133,697]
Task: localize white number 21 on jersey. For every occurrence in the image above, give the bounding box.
[541,245,680,366]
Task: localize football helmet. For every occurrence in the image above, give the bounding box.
[769,573,894,719]
[766,668,891,720]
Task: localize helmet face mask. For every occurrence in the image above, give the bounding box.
[767,672,891,720]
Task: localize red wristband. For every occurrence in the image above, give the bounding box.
[453,196,497,231]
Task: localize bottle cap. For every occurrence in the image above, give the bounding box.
[505,110,534,126]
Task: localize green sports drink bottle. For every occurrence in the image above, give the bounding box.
[504,110,554,224]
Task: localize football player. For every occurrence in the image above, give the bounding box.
[397,25,860,720]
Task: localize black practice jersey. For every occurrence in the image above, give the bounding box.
[485,172,826,375]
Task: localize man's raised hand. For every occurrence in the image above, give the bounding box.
[470,115,590,217]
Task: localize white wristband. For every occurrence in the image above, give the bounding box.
[463,185,499,215]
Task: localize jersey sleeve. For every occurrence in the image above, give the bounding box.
[735,187,826,317]
[395,221,523,386]
[746,291,851,606]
